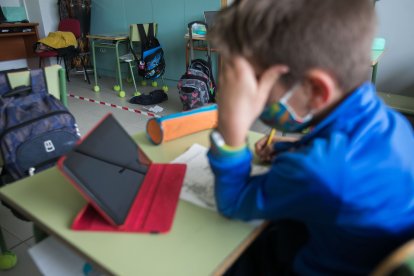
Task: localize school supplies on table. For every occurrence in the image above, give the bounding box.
[146,104,218,145]
[266,129,276,146]
[172,143,270,211]
[58,114,186,233]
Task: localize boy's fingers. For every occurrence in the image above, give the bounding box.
[258,65,289,97]
[256,136,266,147]
[224,57,256,80]
[255,136,270,151]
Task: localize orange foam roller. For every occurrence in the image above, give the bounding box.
[146,104,218,144]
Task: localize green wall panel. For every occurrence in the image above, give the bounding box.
[184,0,219,24]
[152,0,186,80]
[90,0,221,83]
[124,0,153,24]
[91,0,127,34]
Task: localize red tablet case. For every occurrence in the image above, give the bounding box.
[57,113,187,234]
[71,163,186,233]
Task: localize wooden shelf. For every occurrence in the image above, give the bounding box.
[0,32,36,38]
[0,23,39,61]
[0,22,38,28]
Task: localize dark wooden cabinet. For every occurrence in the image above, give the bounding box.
[0,23,39,61]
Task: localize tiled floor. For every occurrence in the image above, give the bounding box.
[0,72,271,274]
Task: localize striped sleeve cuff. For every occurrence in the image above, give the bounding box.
[209,130,249,158]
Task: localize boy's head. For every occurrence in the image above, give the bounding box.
[210,0,376,94]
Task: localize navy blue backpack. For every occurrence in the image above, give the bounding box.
[0,69,80,182]
[136,23,166,80]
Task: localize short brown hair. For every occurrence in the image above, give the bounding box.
[210,0,376,92]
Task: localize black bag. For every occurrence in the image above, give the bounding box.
[0,69,80,183]
[136,23,165,80]
[178,21,216,111]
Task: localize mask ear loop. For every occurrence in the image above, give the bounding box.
[279,84,298,104]
[279,84,314,123]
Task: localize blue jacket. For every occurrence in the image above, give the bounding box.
[208,83,414,275]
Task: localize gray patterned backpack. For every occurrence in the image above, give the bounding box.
[177,21,216,111]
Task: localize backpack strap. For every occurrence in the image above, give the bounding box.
[30,69,48,95]
[129,42,140,63]
[1,69,47,98]
[147,23,155,42]
[137,24,149,53]
[0,72,11,97]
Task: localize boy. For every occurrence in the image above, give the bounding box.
[207,0,414,274]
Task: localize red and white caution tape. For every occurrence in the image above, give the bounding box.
[68,93,160,118]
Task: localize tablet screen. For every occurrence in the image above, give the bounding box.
[60,114,150,226]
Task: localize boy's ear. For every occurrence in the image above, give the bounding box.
[306,69,339,109]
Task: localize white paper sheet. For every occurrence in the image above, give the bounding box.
[172,144,270,211]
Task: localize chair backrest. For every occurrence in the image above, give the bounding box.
[5,65,67,105]
[371,240,414,276]
[372,37,386,51]
[129,23,158,43]
[58,18,81,38]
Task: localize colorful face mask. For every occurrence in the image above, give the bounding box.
[259,86,313,133]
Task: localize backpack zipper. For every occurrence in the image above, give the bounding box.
[28,156,61,176]
[180,74,210,90]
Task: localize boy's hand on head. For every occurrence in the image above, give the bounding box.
[217,57,288,147]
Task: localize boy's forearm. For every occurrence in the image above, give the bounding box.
[207,148,253,218]
[217,117,250,148]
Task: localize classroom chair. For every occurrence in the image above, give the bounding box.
[35,18,90,84]
[0,65,68,271]
[119,23,168,98]
[371,239,414,276]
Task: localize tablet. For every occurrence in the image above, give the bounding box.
[58,114,151,226]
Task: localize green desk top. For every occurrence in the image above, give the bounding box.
[0,130,265,276]
[87,34,128,41]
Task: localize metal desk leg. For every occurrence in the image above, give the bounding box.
[114,41,125,97]
[91,39,100,92]
[0,228,17,270]
[371,63,378,85]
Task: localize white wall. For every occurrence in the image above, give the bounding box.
[375,0,414,95]
[25,0,59,38]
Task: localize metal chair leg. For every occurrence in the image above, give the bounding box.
[128,62,138,94]
[81,56,90,84]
